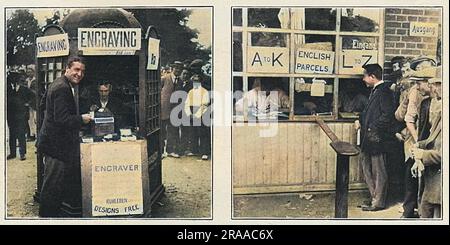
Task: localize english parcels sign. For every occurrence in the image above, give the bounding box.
[78,28,141,55]
[295,49,334,74]
[247,46,289,73]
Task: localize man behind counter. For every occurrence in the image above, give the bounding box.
[37,56,92,217]
[89,81,126,132]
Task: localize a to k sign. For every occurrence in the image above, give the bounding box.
[247,46,289,73]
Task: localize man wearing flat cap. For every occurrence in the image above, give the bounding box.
[161,61,183,158]
[410,66,442,218]
[397,67,436,218]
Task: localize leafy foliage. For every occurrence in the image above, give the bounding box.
[7,10,40,66]
[127,8,211,67]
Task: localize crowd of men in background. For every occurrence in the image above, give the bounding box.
[5,54,440,218]
[6,66,37,161]
[160,59,212,161]
[6,58,212,162]
[356,56,442,219]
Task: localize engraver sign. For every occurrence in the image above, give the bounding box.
[90,143,144,216]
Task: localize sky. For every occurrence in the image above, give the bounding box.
[7,8,212,48]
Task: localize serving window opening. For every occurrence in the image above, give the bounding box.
[78,55,140,138]
[232,7,385,122]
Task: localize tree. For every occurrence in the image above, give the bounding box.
[45,9,71,26]
[7,9,40,67]
[126,9,211,67]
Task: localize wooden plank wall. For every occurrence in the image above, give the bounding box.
[233,122,366,194]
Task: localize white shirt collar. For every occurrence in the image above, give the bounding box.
[69,83,75,96]
[101,100,108,108]
[171,73,178,83]
[373,80,384,89]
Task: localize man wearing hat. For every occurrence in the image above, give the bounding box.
[7,71,34,160]
[410,66,442,218]
[409,56,436,71]
[184,74,211,160]
[161,61,183,158]
[190,59,211,91]
[397,68,435,218]
[176,63,194,155]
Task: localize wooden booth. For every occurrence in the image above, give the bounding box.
[232,8,384,194]
[34,8,164,217]
[232,7,442,195]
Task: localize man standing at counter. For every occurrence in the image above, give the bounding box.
[355,64,396,212]
[37,56,92,217]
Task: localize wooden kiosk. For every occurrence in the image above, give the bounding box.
[34,8,164,217]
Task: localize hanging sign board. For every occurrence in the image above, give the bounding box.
[295,49,334,74]
[409,22,439,37]
[78,28,141,55]
[339,36,378,74]
[89,142,144,216]
[339,50,378,74]
[147,38,160,70]
[36,33,70,58]
[247,46,289,73]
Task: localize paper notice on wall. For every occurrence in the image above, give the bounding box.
[409,22,439,37]
[147,38,160,70]
[310,79,326,97]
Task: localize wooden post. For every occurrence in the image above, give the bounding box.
[315,115,359,218]
[335,154,350,218]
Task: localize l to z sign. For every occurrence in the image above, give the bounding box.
[247,46,289,73]
[339,50,378,75]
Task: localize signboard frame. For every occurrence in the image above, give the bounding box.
[80,140,149,217]
[246,46,290,74]
[78,28,142,56]
[36,33,70,58]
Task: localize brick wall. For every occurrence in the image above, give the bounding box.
[383,8,441,76]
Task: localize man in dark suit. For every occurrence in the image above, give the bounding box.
[161,61,183,158]
[176,64,194,155]
[37,56,92,217]
[7,71,34,160]
[89,81,126,131]
[355,64,397,211]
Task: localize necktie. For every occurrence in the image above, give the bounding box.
[74,86,80,115]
